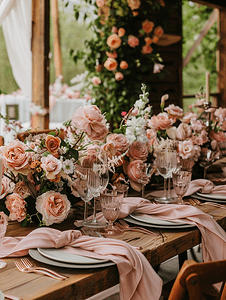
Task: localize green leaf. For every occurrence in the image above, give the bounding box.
[70,148,79,160]
[21,218,28,228]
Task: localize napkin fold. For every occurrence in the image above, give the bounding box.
[185,179,226,196]
[0,227,162,300]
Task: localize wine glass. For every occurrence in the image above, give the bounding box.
[138,162,156,199]
[172,171,192,204]
[155,149,178,203]
[87,150,109,228]
[75,165,93,227]
[99,189,124,236]
[199,148,219,179]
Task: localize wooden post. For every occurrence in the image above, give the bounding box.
[51,0,63,78]
[31,0,50,129]
[217,9,226,107]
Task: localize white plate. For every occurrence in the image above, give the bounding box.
[124,217,195,229]
[196,192,226,200]
[130,213,187,226]
[191,193,226,204]
[29,249,115,269]
[37,248,108,265]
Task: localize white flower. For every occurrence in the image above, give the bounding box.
[62,159,75,174]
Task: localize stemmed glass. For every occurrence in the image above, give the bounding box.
[99,189,124,236]
[75,165,93,227]
[87,150,109,228]
[172,171,192,204]
[199,148,219,179]
[155,150,178,203]
[138,162,156,199]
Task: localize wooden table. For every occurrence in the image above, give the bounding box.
[1,202,226,300]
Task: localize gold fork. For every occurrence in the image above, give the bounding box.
[14,259,66,280]
[116,219,156,236]
[189,198,226,210]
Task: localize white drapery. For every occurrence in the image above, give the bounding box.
[0,0,32,97]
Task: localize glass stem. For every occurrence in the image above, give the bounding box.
[168,177,171,199]
[203,167,207,179]
[83,202,88,223]
[163,177,167,199]
[92,197,97,223]
[141,184,145,199]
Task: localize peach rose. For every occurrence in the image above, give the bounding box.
[104,58,118,71]
[45,135,61,157]
[128,141,149,161]
[154,26,164,37]
[106,51,117,58]
[14,181,31,199]
[71,105,108,141]
[127,160,149,191]
[96,0,105,7]
[146,128,157,147]
[132,11,139,16]
[209,131,226,142]
[176,123,192,141]
[107,133,130,153]
[111,26,118,33]
[91,76,102,85]
[128,35,139,48]
[178,140,194,159]
[148,113,174,131]
[120,61,128,69]
[127,0,141,10]
[106,34,121,49]
[164,104,183,118]
[5,193,27,222]
[101,142,118,160]
[1,140,31,173]
[0,211,7,241]
[145,37,153,45]
[118,28,126,37]
[41,155,62,180]
[152,36,159,44]
[115,72,124,81]
[0,176,15,199]
[142,44,153,54]
[142,19,154,33]
[36,191,71,226]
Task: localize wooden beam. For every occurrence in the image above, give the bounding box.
[193,0,226,10]
[217,9,226,107]
[183,8,218,68]
[31,0,50,129]
[51,0,63,78]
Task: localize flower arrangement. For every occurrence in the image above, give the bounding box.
[71,0,170,126]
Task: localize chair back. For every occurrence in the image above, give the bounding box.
[16,129,65,142]
[168,259,226,300]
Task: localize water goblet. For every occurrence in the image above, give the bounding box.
[199,148,219,179]
[172,171,192,204]
[75,165,93,227]
[87,150,109,228]
[99,189,124,236]
[155,149,178,203]
[138,162,156,199]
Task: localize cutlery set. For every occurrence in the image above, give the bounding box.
[188,197,226,209]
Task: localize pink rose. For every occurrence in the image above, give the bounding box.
[120,61,128,70]
[148,113,174,131]
[128,141,149,161]
[215,107,226,120]
[107,133,130,153]
[127,0,141,10]
[14,181,31,199]
[71,105,108,141]
[152,36,159,44]
[164,104,183,118]
[127,160,149,191]
[145,37,153,45]
[0,212,7,242]
[101,142,119,160]
[209,131,226,142]
[1,140,31,172]
[0,176,15,199]
[176,123,192,141]
[118,28,126,37]
[45,135,61,157]
[146,128,157,147]
[36,191,71,226]
[104,58,118,71]
[141,44,153,54]
[111,26,118,33]
[5,193,27,222]
[128,35,139,48]
[106,34,121,49]
[182,112,198,124]
[142,19,154,33]
[115,72,124,81]
[41,155,62,180]
[91,76,102,86]
[192,130,209,146]
[178,140,194,159]
[154,26,164,37]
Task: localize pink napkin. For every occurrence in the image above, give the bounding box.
[0,227,162,300]
[185,179,226,196]
[0,212,7,268]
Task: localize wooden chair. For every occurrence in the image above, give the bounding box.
[166,259,226,300]
[16,128,65,142]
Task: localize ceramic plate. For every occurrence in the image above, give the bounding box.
[191,193,226,204]
[124,217,195,229]
[130,213,187,226]
[37,248,109,265]
[196,192,226,200]
[29,249,115,269]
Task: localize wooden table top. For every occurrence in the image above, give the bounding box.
[1,200,226,300]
